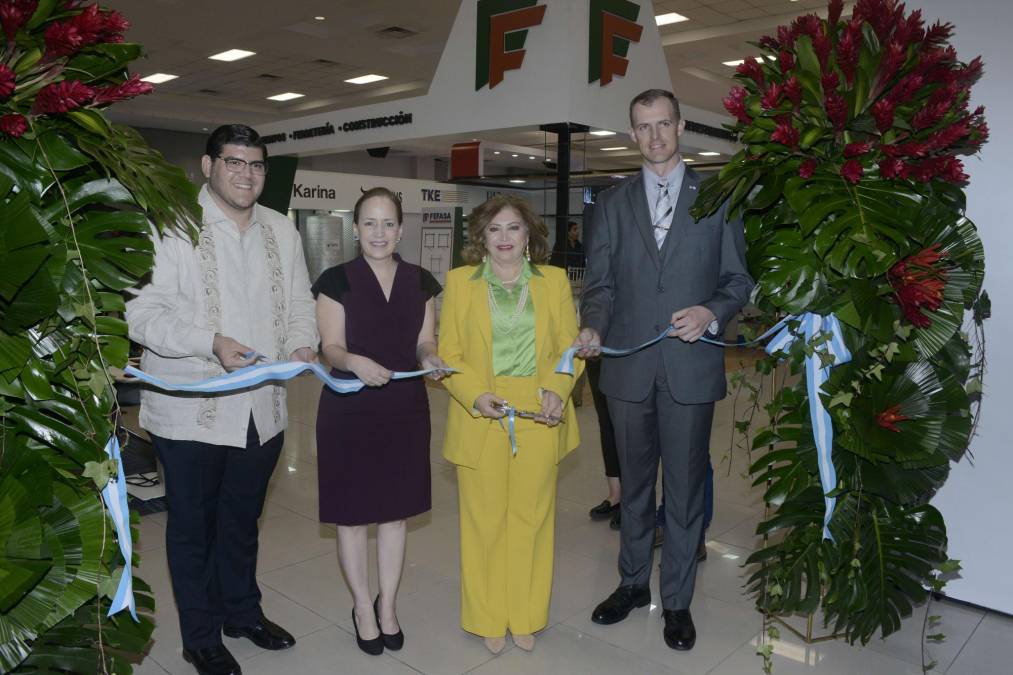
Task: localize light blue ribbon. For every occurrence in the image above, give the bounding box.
[764,313,851,541]
[101,435,137,620]
[124,361,452,395]
[554,312,850,541]
[498,407,519,456]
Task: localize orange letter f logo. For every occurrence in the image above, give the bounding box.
[589,0,643,86]
[476,0,547,90]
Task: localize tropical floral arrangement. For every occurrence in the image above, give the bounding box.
[691,0,989,652]
[0,1,199,672]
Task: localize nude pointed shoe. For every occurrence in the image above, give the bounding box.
[512,633,535,651]
[483,636,506,654]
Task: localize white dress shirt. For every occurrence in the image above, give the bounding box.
[126,185,318,446]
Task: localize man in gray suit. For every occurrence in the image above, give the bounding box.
[575,89,753,650]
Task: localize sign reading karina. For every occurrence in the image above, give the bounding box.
[292,183,337,199]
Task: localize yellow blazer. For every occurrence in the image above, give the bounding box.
[439,264,584,469]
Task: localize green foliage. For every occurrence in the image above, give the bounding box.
[698,0,989,649]
[0,3,201,672]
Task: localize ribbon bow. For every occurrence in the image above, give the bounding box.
[102,435,138,620]
[765,313,852,541]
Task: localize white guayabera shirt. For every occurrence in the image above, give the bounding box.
[126,185,317,447]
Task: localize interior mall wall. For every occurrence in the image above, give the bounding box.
[913,0,1013,614]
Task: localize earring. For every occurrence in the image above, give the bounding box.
[525,244,531,261]
[352,233,359,241]
[396,237,401,243]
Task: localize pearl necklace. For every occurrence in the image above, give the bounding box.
[488,280,529,334]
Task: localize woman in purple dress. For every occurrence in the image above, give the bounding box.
[313,187,447,656]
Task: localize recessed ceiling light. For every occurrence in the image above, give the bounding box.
[699,151,721,156]
[601,146,628,151]
[655,12,689,26]
[509,179,526,184]
[267,92,305,101]
[493,151,501,155]
[202,127,209,131]
[683,158,695,162]
[345,74,388,84]
[140,72,178,83]
[590,130,616,136]
[511,154,519,157]
[314,15,325,20]
[528,156,535,160]
[209,49,256,62]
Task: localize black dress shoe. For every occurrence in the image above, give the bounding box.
[374,595,404,650]
[589,499,620,521]
[609,508,621,530]
[181,644,241,675]
[663,609,696,650]
[352,608,384,655]
[591,585,651,625]
[223,616,295,650]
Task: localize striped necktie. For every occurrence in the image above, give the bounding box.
[652,181,673,249]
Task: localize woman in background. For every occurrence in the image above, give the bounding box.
[439,194,583,654]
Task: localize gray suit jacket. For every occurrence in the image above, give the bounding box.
[580,167,754,404]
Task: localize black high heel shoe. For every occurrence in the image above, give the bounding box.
[352,606,384,655]
[374,595,404,650]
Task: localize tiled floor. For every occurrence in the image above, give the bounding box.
[133,374,1011,675]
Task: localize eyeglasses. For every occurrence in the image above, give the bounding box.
[215,155,268,175]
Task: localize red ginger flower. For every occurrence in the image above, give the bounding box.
[93,74,154,104]
[824,92,847,130]
[837,21,862,85]
[736,58,764,86]
[0,64,15,99]
[761,83,783,110]
[0,0,37,42]
[889,244,949,327]
[828,0,844,26]
[821,71,839,92]
[876,404,909,433]
[844,142,872,158]
[812,32,832,69]
[924,20,954,45]
[0,113,27,137]
[799,158,818,179]
[758,35,779,50]
[33,79,94,114]
[784,77,801,108]
[840,159,864,184]
[879,41,906,85]
[779,51,795,74]
[879,158,908,179]
[771,117,799,147]
[723,87,751,124]
[872,98,895,132]
[44,4,130,57]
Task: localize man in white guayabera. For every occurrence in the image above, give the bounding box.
[126,124,317,675]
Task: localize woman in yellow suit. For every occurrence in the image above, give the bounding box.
[439,194,583,654]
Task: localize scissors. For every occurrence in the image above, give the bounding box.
[492,401,564,425]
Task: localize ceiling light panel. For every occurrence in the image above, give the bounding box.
[590,130,616,136]
[267,92,305,101]
[209,49,256,62]
[655,12,689,26]
[140,73,178,83]
[345,74,388,84]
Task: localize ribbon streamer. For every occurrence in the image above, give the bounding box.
[765,313,851,541]
[554,312,850,541]
[498,406,519,456]
[123,361,452,395]
[101,435,138,620]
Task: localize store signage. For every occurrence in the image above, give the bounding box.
[264,113,413,145]
[421,188,468,203]
[475,0,546,90]
[588,0,643,86]
[422,210,453,224]
[292,183,337,199]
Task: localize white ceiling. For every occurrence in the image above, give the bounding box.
[103,0,839,168]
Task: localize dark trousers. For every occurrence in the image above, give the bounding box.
[151,422,283,649]
[588,359,620,479]
[657,461,714,531]
[608,369,714,610]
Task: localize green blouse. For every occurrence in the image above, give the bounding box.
[479,261,538,377]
